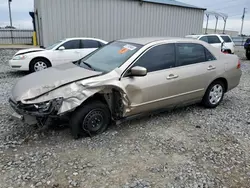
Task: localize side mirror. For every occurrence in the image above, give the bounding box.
[130,66,147,77]
[58,46,65,51]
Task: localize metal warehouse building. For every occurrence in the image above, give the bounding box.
[34,0,205,47]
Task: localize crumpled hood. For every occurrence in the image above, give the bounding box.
[11,63,102,102]
[15,48,45,56]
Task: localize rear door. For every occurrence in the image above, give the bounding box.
[206,35,222,49]
[162,43,218,105]
[80,40,102,58]
[52,40,81,65]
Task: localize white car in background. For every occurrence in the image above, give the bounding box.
[9,38,107,72]
[185,34,235,54]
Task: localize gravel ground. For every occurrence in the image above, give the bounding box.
[0,47,250,188]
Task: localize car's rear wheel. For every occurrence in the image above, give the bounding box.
[246,49,250,60]
[202,80,225,108]
[30,58,51,72]
[70,101,111,139]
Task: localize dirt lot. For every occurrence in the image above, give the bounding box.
[0,47,250,188]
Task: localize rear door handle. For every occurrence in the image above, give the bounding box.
[207,65,216,70]
[167,74,179,80]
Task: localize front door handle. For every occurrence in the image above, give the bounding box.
[167,74,179,80]
[207,65,216,70]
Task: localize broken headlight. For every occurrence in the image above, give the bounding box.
[34,101,51,112]
[33,98,63,113]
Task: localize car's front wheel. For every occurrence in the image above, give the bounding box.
[30,58,51,72]
[202,80,225,108]
[70,101,111,139]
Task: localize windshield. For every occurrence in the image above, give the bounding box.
[221,36,232,43]
[46,40,64,50]
[79,41,142,72]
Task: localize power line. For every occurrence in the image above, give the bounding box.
[203,0,239,8]
[211,3,246,11]
[205,0,241,9]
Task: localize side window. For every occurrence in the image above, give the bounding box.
[205,48,216,61]
[60,40,80,49]
[199,36,208,43]
[82,40,100,48]
[207,36,221,44]
[133,44,176,72]
[176,43,206,66]
[220,36,232,43]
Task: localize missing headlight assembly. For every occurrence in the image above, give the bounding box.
[9,97,63,117]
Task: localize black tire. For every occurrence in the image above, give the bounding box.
[224,49,232,54]
[70,101,111,139]
[246,49,250,60]
[202,80,225,108]
[29,58,51,73]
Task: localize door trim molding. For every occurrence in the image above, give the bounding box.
[130,88,204,107]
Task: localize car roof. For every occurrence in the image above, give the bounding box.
[185,35,201,39]
[65,37,107,42]
[187,34,231,38]
[118,37,193,45]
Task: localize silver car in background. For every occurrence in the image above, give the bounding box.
[9,37,242,138]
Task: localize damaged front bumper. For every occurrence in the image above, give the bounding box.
[9,98,63,124]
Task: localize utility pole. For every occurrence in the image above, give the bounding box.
[214,15,219,33]
[240,8,246,36]
[205,13,209,34]
[222,17,227,34]
[8,0,13,44]
[8,0,13,27]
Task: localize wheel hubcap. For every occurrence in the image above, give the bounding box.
[34,61,47,72]
[209,84,223,105]
[82,110,104,132]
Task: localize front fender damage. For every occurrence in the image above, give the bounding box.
[22,71,133,117]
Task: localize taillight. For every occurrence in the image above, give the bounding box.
[237,60,241,69]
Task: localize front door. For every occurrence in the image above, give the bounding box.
[121,43,178,116]
[52,39,81,66]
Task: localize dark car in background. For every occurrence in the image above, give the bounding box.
[244,38,250,60]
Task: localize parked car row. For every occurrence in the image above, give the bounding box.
[9,37,242,138]
[9,34,237,73]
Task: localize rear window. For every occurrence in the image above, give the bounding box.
[221,36,232,43]
[82,40,100,48]
[176,43,206,66]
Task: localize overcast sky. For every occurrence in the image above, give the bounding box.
[0,0,249,34]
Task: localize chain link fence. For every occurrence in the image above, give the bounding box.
[0,29,33,45]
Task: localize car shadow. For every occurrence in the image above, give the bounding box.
[3,99,233,146]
